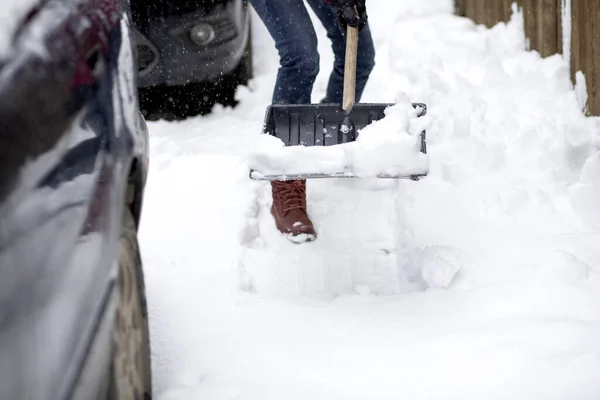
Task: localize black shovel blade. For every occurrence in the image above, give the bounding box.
[250,102,428,181]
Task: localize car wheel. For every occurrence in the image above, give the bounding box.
[232,30,254,88]
[107,207,152,400]
[214,31,253,108]
[139,82,218,121]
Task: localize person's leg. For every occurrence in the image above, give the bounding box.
[248,0,317,241]
[249,0,320,104]
[305,0,375,104]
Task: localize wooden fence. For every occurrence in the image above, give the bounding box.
[454,0,599,116]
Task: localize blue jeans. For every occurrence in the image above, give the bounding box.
[249,0,376,104]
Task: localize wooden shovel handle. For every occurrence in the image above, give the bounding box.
[342,25,359,112]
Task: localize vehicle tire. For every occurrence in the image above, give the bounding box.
[107,207,152,400]
[139,81,220,121]
[138,85,176,122]
[234,30,254,87]
[214,29,254,108]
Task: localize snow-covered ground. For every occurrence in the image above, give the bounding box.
[139,0,600,398]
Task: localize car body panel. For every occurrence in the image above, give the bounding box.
[0,0,148,398]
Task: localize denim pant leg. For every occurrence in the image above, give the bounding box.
[305,0,376,104]
[248,0,320,104]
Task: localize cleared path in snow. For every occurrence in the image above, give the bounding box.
[139,1,600,399]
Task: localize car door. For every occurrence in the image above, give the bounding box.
[0,0,143,398]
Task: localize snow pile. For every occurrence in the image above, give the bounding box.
[531,250,590,284]
[0,0,40,60]
[248,99,429,178]
[569,151,600,228]
[346,99,430,177]
[139,0,600,399]
[418,245,463,289]
[249,134,348,177]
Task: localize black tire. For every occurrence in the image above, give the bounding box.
[216,26,254,105]
[233,29,254,87]
[107,207,152,400]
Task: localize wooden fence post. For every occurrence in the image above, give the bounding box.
[455,0,466,17]
[454,0,598,115]
[587,0,599,115]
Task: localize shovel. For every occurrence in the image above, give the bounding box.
[249,25,428,181]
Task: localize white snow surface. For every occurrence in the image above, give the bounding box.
[0,0,40,60]
[139,1,600,399]
[249,99,430,178]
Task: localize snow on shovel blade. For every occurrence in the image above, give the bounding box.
[249,103,428,181]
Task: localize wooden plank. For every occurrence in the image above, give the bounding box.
[454,0,561,56]
[475,0,486,27]
[497,0,510,22]
[501,0,512,24]
[568,0,598,116]
[455,0,467,17]
[581,0,592,114]
[538,0,558,56]
[468,0,477,24]
[492,0,506,26]
[588,0,599,115]
[461,0,510,27]
[483,0,492,26]
[556,0,563,55]
[463,0,473,21]
[526,0,539,51]
[484,0,492,27]
[516,0,529,49]
[482,0,488,26]
[570,0,582,83]
[453,0,598,115]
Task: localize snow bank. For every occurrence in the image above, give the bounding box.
[140,1,600,399]
[569,151,600,228]
[249,135,349,178]
[248,98,430,179]
[0,0,40,60]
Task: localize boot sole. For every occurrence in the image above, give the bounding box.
[271,206,317,243]
[284,232,317,244]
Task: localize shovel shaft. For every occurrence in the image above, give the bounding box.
[342,25,359,112]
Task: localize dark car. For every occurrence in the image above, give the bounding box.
[0,0,152,398]
[131,0,253,119]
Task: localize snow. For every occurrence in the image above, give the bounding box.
[575,71,588,112]
[249,134,350,178]
[248,99,429,178]
[139,1,600,399]
[0,0,40,60]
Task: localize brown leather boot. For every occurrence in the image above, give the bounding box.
[271,180,316,242]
